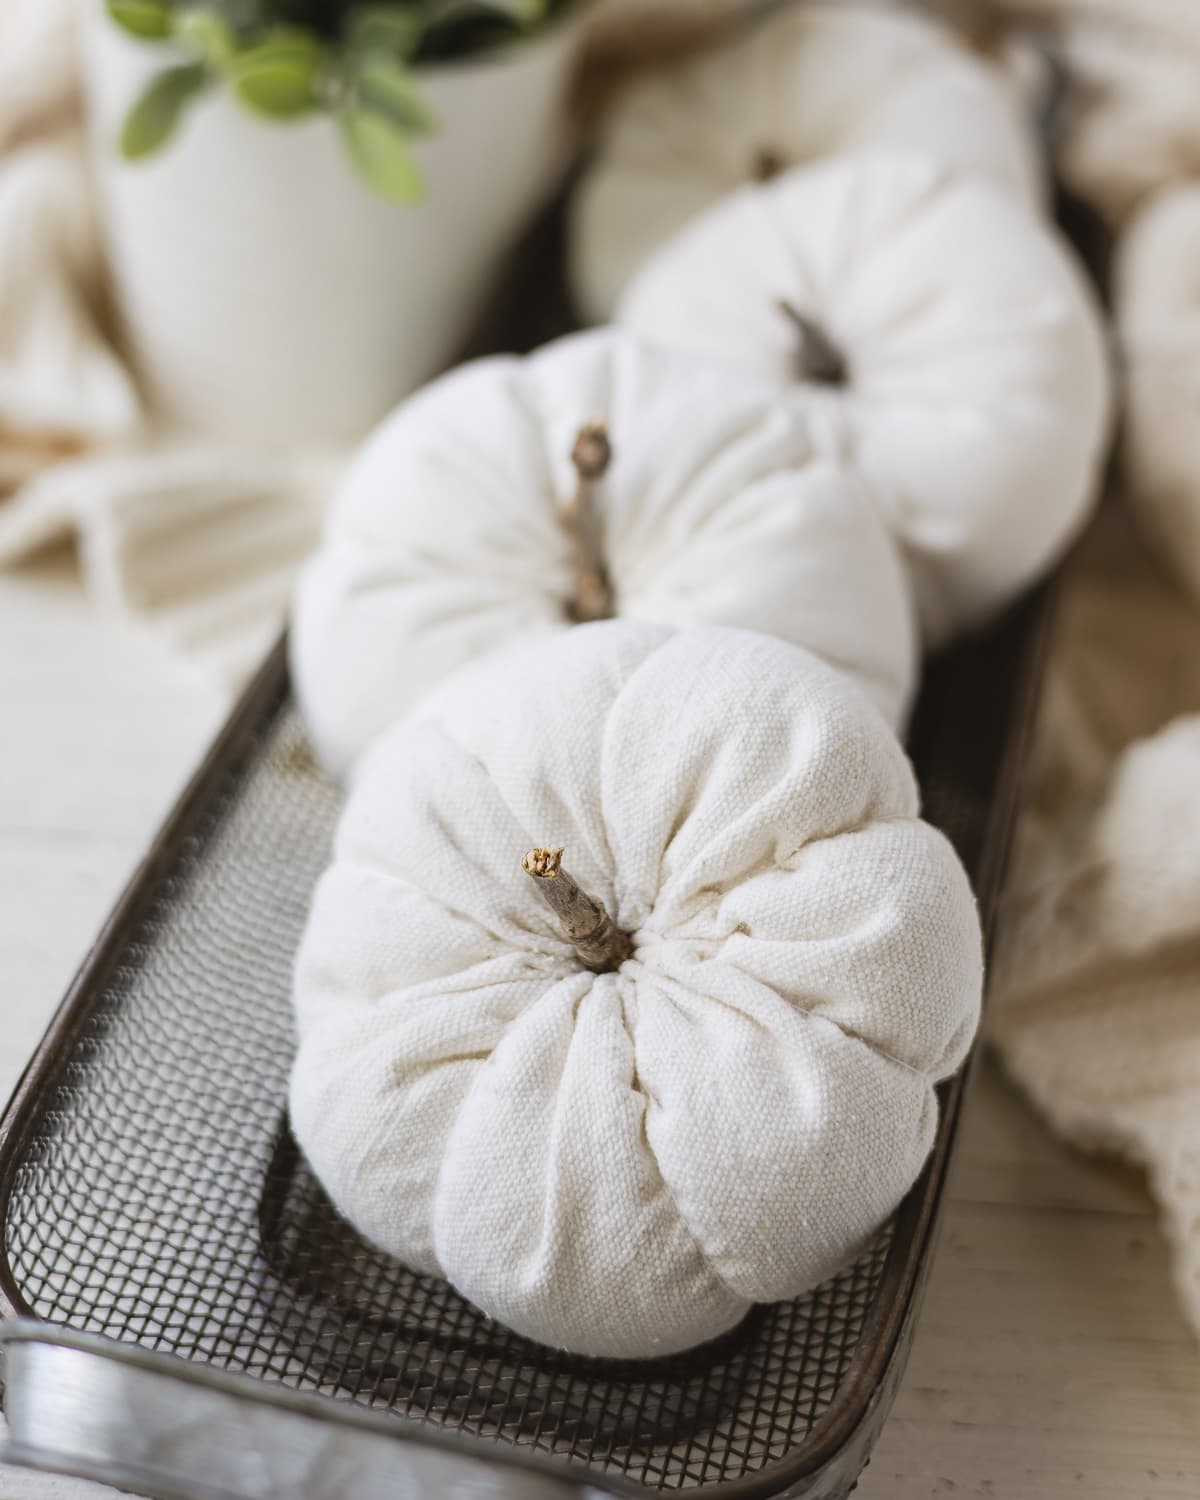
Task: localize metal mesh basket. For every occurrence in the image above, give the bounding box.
[0,201,1059,1500]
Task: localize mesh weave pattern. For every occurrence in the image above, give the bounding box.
[2,701,894,1491]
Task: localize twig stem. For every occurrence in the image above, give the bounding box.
[561,423,616,623]
[752,146,785,182]
[777,299,847,386]
[523,846,632,973]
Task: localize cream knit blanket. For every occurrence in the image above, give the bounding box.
[2,0,1200,1338]
[0,0,335,688]
[991,504,1200,1334]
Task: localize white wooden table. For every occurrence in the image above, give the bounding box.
[1,554,1198,1500]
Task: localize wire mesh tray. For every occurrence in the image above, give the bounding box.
[0,579,1052,1500]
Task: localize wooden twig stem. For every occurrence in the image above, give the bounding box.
[920,0,1001,49]
[522,846,632,973]
[752,146,785,182]
[777,298,848,386]
[562,422,616,624]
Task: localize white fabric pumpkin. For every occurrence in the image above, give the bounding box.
[569,0,1044,322]
[290,622,983,1358]
[1116,182,1200,604]
[616,150,1113,645]
[291,327,917,778]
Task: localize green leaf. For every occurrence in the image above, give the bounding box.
[173,7,237,68]
[355,58,435,135]
[229,29,325,117]
[346,6,423,60]
[341,107,425,202]
[107,0,172,40]
[119,63,209,157]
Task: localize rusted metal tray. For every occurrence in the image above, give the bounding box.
[0,201,1056,1500]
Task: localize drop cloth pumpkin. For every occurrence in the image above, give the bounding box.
[617,149,1113,645]
[569,0,1043,322]
[290,622,984,1358]
[291,327,917,778]
[1116,182,1200,603]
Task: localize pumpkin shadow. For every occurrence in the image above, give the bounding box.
[253,1118,783,1457]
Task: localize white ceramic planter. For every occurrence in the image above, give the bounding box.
[83,10,581,447]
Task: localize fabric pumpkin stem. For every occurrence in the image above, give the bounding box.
[752,146,784,182]
[523,846,632,973]
[777,299,847,386]
[563,422,616,623]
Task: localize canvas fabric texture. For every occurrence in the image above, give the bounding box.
[291,622,983,1357]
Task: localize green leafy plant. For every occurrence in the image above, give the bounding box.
[108,0,572,201]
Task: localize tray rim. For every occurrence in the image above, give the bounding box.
[0,1319,648,1500]
[0,586,1056,1500]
